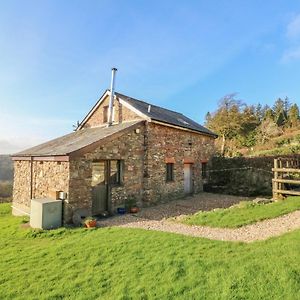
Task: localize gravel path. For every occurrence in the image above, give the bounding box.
[97,193,300,243]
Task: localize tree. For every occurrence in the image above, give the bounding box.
[288,104,300,127]
[205,112,212,126]
[255,103,263,122]
[263,107,274,121]
[256,119,282,144]
[273,98,288,126]
[206,93,244,156]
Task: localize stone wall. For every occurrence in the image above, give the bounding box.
[12,160,69,215]
[143,122,215,204]
[68,122,145,221]
[205,154,300,196]
[83,96,143,128]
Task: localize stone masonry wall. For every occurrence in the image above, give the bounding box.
[13,160,31,210]
[13,160,69,214]
[205,154,300,196]
[83,96,143,128]
[143,123,215,205]
[68,122,145,221]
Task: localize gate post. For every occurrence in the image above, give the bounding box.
[272,159,279,200]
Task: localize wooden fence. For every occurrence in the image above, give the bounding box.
[272,158,300,199]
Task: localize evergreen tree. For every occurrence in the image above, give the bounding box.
[288,104,300,127]
[273,98,287,126]
[205,112,212,126]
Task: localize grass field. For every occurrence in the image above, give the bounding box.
[1,203,300,299]
[182,197,300,228]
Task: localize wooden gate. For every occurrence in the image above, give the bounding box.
[272,158,300,199]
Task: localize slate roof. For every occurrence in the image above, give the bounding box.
[14,121,141,157]
[115,92,217,137]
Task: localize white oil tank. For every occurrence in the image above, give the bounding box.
[30,198,62,229]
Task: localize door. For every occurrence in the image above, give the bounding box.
[184,163,193,194]
[91,161,108,215]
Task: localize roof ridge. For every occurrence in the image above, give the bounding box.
[115,92,183,115]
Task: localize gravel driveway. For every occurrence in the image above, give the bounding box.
[97,193,300,243]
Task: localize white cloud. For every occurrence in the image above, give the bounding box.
[281,14,300,63]
[287,14,300,40]
[281,46,300,63]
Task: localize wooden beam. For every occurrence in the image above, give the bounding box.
[272,168,300,173]
[273,189,300,196]
[273,159,279,199]
[272,178,300,185]
[12,156,69,162]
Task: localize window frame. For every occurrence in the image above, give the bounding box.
[103,106,109,123]
[166,163,174,182]
[201,162,207,179]
[110,160,124,186]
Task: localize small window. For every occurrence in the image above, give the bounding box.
[202,162,207,179]
[166,163,174,182]
[103,106,109,123]
[110,160,123,185]
[103,106,115,123]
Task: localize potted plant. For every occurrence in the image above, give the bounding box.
[117,206,126,215]
[84,217,97,228]
[126,197,139,214]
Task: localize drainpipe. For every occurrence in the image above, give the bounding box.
[108,68,117,127]
[30,156,33,199]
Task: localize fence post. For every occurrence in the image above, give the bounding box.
[273,159,279,200]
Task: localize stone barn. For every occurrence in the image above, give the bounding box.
[12,89,217,222]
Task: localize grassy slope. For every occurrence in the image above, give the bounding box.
[182,197,300,228]
[1,203,300,299]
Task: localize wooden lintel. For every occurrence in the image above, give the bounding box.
[12,156,69,162]
[11,156,31,161]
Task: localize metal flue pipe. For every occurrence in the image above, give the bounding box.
[108,67,117,126]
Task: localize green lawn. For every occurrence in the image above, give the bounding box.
[1,203,300,299]
[182,196,300,228]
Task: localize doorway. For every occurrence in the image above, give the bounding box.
[91,161,109,215]
[184,163,193,194]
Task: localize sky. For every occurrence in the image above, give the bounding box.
[1,0,300,154]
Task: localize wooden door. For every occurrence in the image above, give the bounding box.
[91,161,108,215]
[184,163,193,194]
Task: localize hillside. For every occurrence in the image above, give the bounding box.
[0,155,13,201]
[0,155,13,182]
[206,95,300,157]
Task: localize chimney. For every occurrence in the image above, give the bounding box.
[108,67,117,126]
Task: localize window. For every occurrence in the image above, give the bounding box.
[103,106,109,123]
[166,163,174,182]
[110,160,123,185]
[103,106,115,123]
[202,162,207,179]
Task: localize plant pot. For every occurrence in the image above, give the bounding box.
[130,207,139,213]
[117,207,126,215]
[85,220,97,228]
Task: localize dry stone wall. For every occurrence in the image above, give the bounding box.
[204,155,300,196]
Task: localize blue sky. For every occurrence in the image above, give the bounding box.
[1,0,300,153]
